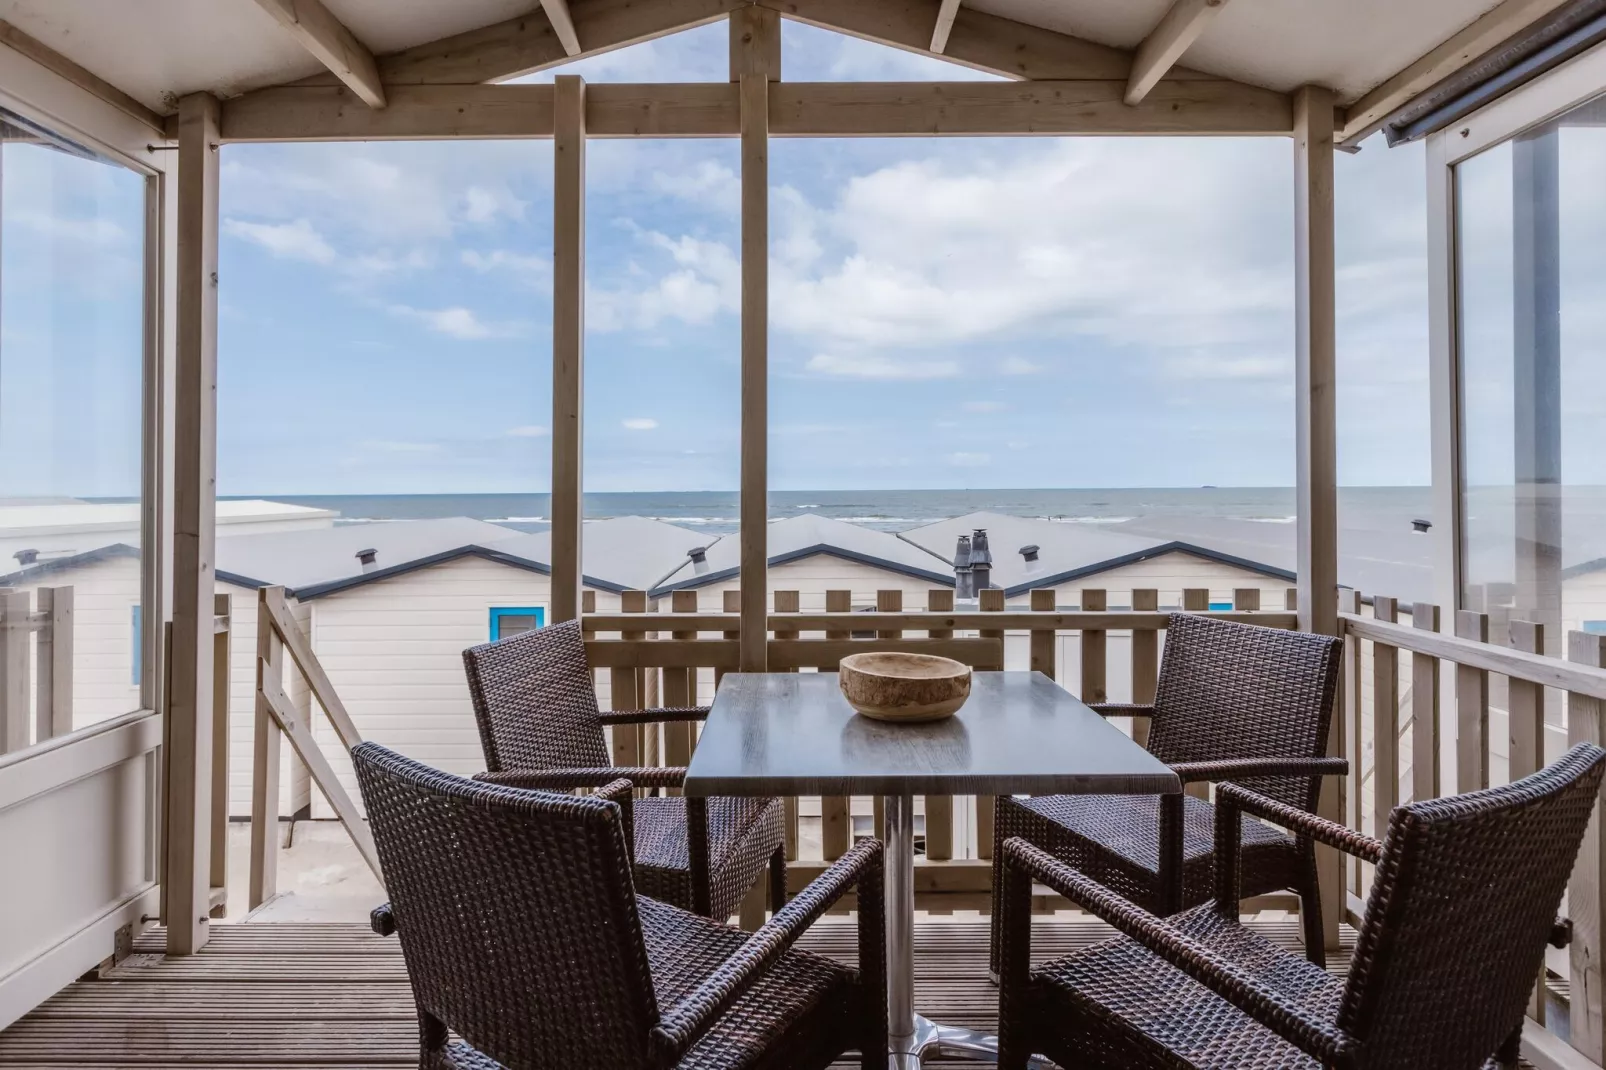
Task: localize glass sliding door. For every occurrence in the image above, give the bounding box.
[1456,90,1606,654]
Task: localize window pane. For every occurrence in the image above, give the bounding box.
[1457,91,1606,656]
[0,108,148,748]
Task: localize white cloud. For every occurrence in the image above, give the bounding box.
[462,186,527,224]
[805,353,960,380]
[589,231,740,331]
[1002,357,1042,375]
[963,400,1007,413]
[622,418,659,431]
[462,249,552,291]
[947,452,992,468]
[388,304,518,340]
[507,425,550,437]
[653,161,740,205]
[1163,354,1287,380]
[223,218,335,264]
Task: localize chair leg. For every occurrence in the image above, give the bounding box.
[1298,840,1327,969]
[769,847,787,913]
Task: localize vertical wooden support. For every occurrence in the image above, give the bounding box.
[663,591,699,788]
[1455,610,1490,793]
[550,75,586,624]
[718,590,740,688]
[249,588,283,911]
[1510,617,1546,1023]
[774,590,800,860]
[1182,589,1209,613]
[36,587,73,740]
[1371,596,1400,827]
[611,591,645,767]
[922,589,954,860]
[1338,589,1363,897]
[166,91,221,956]
[0,590,29,752]
[1569,629,1606,1062]
[821,589,852,859]
[1233,589,1261,612]
[1080,589,1107,704]
[872,590,901,842]
[976,588,1005,860]
[1029,589,1056,680]
[209,593,230,916]
[1131,589,1159,750]
[738,70,769,673]
[729,4,780,81]
[1411,603,1442,802]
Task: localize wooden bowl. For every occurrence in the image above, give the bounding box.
[838,652,971,723]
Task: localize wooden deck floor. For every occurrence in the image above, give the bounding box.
[0,917,1352,1068]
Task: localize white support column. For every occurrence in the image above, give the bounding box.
[165,91,220,957]
[1425,130,1462,624]
[1294,84,1341,953]
[550,75,586,624]
[738,69,769,672]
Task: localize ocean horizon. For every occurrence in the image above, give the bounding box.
[215,487,1436,536]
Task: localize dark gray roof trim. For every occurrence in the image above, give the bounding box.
[287,545,627,600]
[1002,542,1294,597]
[650,545,957,597]
[0,543,139,585]
[1383,0,1606,145]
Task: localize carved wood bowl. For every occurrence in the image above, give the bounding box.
[838,652,972,723]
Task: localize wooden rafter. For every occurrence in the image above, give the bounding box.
[251,0,385,108]
[930,0,962,54]
[1339,0,1574,142]
[1125,0,1228,106]
[541,0,583,56]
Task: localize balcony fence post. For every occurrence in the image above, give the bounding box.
[36,587,73,740]
[923,589,954,861]
[821,589,852,859]
[1567,629,1606,1062]
[1130,589,1159,749]
[1455,610,1491,793]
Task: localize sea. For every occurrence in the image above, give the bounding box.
[226,487,1436,536]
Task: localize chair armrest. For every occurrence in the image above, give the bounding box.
[592,778,637,865]
[370,903,395,937]
[650,840,886,1063]
[1173,757,1349,785]
[1001,838,1353,1065]
[1089,702,1155,719]
[599,706,711,727]
[474,766,688,791]
[1215,782,1381,864]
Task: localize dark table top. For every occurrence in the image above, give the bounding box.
[683,671,1181,798]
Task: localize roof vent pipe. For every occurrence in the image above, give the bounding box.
[954,535,974,600]
[13,548,38,566]
[687,546,709,573]
[1019,543,1041,576]
[1411,519,1432,534]
[971,529,993,592]
[356,548,378,573]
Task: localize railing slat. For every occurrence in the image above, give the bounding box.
[1182,588,1210,800]
[776,590,801,861]
[1339,589,1363,897]
[1372,596,1400,827]
[717,589,740,689]
[209,593,230,916]
[609,592,644,767]
[1509,618,1546,1025]
[1029,588,1056,680]
[1409,603,1441,803]
[249,587,284,910]
[36,587,73,741]
[1454,610,1490,794]
[1130,588,1159,750]
[662,591,698,795]
[1569,629,1606,1063]
[0,590,31,753]
[1080,588,1107,704]
[872,590,901,842]
[924,589,954,862]
[976,589,1004,860]
[821,589,852,860]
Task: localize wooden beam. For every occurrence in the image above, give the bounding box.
[165,92,221,958]
[541,0,583,56]
[0,19,165,132]
[739,70,768,673]
[1340,0,1575,142]
[251,0,385,108]
[219,79,1292,141]
[730,5,781,81]
[930,0,962,53]
[1126,0,1228,106]
[551,75,585,625]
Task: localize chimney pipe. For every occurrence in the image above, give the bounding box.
[13,548,38,566]
[970,528,992,592]
[356,548,378,573]
[954,534,973,600]
[688,545,708,572]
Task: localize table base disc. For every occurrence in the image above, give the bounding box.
[887,1015,1053,1067]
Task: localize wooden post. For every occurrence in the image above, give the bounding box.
[718,589,740,688]
[1372,596,1400,827]
[209,593,230,917]
[925,588,955,861]
[738,69,769,673]
[872,589,901,842]
[1569,629,1606,1062]
[1131,588,1159,750]
[1410,603,1442,802]
[250,588,284,911]
[550,74,585,624]
[1182,588,1209,613]
[663,590,698,789]
[36,587,73,740]
[775,590,800,859]
[976,588,1005,860]
[1233,588,1261,612]
[729,4,780,81]
[166,91,221,956]
[1293,83,1339,641]
[1339,589,1363,897]
[1080,589,1107,704]
[1510,616,1546,1023]
[1455,610,1491,793]
[0,590,31,752]
[1029,589,1056,680]
[611,591,645,767]
[821,589,852,859]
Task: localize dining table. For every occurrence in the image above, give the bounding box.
[683,669,1182,1068]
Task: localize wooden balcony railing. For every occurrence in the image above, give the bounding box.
[0,585,73,753]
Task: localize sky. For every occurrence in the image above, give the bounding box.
[5,20,1456,497]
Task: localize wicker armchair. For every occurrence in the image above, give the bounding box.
[991,612,1345,971]
[353,742,887,1070]
[995,742,1606,1070]
[464,618,785,920]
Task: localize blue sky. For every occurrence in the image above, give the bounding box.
[4,20,1439,499]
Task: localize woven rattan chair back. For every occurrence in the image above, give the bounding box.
[1338,742,1606,1070]
[1145,613,1342,809]
[352,741,659,1070]
[464,617,610,772]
